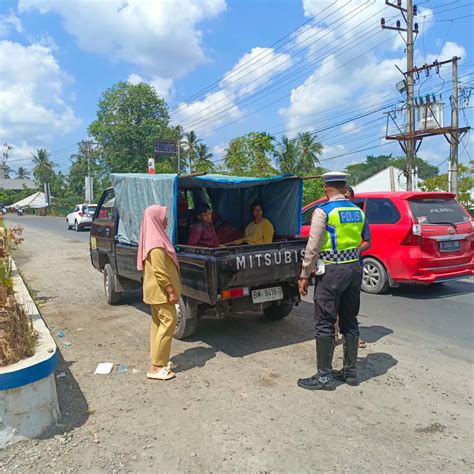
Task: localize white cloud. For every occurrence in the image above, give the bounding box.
[425,41,466,64]
[0,12,23,38]
[221,47,293,97]
[174,47,293,136]
[211,142,227,162]
[127,73,174,100]
[0,40,79,159]
[19,0,227,79]
[174,90,242,136]
[341,122,356,134]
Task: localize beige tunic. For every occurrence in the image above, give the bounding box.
[143,247,181,305]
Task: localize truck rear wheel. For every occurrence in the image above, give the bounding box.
[104,263,121,305]
[174,297,198,340]
[263,301,293,321]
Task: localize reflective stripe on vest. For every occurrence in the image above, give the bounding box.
[318,200,365,264]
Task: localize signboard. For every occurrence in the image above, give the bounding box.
[148,158,155,174]
[153,140,177,156]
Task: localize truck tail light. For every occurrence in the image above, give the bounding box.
[221,287,250,299]
[401,223,422,246]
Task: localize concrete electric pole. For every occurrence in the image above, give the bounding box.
[449,57,459,195]
[382,0,418,191]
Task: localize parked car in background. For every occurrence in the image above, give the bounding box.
[301,192,474,294]
[66,203,97,231]
[0,204,7,215]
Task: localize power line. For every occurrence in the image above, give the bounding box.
[177,1,378,130]
[169,1,343,111]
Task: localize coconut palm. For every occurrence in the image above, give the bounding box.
[296,132,323,174]
[15,166,30,179]
[194,143,215,173]
[182,130,201,172]
[32,148,56,186]
[275,135,298,174]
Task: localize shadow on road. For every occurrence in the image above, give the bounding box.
[126,295,315,359]
[171,347,217,373]
[359,325,394,344]
[38,352,89,439]
[356,352,398,385]
[388,279,473,300]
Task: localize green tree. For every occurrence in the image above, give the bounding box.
[296,132,323,174]
[32,148,56,187]
[421,161,473,207]
[67,141,101,198]
[194,143,215,173]
[15,167,30,179]
[275,135,298,174]
[88,82,174,174]
[345,154,439,185]
[224,132,277,177]
[392,156,439,180]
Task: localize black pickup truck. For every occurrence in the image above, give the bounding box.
[90,173,307,339]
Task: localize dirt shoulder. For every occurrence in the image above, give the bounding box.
[0,223,472,473]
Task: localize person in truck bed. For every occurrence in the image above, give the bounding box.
[230,201,274,245]
[187,202,220,248]
[137,205,181,381]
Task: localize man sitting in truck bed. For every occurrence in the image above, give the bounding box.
[187,203,220,248]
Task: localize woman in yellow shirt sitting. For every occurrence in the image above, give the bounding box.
[231,201,274,245]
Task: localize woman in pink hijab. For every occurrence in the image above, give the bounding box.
[137,205,181,380]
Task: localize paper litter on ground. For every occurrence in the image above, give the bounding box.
[94,362,114,375]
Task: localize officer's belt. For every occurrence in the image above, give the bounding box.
[320,248,360,264]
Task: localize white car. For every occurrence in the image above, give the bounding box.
[66,204,97,231]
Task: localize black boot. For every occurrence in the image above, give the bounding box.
[297,337,336,391]
[333,335,358,386]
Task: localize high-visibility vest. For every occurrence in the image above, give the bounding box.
[317,200,366,264]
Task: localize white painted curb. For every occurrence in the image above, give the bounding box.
[0,260,61,448]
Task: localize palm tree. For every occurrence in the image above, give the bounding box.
[194,143,215,173]
[15,166,30,179]
[296,132,323,174]
[182,130,201,172]
[32,148,55,186]
[275,135,298,174]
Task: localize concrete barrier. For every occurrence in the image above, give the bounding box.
[0,261,60,448]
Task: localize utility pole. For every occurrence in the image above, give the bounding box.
[382,0,418,191]
[176,125,181,174]
[449,57,459,195]
[84,140,94,203]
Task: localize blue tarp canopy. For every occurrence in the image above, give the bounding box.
[111,173,302,245]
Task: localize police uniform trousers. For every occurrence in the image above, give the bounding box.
[313,261,363,338]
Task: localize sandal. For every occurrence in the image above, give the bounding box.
[358,340,367,348]
[147,365,176,380]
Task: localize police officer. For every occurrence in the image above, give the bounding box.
[298,172,371,390]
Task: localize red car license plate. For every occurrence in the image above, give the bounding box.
[439,240,461,252]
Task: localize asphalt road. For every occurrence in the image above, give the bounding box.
[6,213,91,243]
[7,214,474,359]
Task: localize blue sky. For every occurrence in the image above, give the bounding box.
[1,0,473,176]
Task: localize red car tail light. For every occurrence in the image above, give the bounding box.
[401,223,422,246]
[221,287,250,299]
[78,211,84,217]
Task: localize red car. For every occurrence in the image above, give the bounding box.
[300,192,474,294]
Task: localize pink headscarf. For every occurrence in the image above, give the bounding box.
[137,205,179,271]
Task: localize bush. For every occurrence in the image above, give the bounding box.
[0,222,37,367]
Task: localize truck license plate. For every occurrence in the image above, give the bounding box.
[252,286,283,304]
[439,240,461,252]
